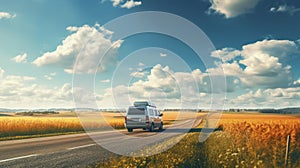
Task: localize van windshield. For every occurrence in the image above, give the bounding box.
[128,107,145,115]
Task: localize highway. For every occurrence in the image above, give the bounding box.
[0,118,202,167]
[0,132,118,167]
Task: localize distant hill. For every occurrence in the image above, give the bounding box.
[276,107,299,114]
[256,108,300,114]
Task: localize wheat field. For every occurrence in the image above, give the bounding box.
[96,113,300,168]
[0,111,193,140]
[209,113,300,167]
[0,112,125,140]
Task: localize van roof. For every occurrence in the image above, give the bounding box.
[133,101,156,107]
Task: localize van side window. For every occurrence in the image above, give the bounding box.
[149,108,154,116]
[154,109,158,116]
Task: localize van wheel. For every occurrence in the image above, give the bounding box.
[127,128,133,132]
[159,122,163,131]
[149,123,154,132]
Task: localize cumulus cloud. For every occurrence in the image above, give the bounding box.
[11,53,27,63]
[120,0,142,9]
[130,71,145,78]
[99,64,229,109]
[264,87,300,99]
[0,73,73,108]
[107,0,141,9]
[33,24,123,74]
[207,0,262,18]
[227,87,300,108]
[270,5,300,15]
[293,79,300,86]
[211,39,299,88]
[211,48,241,62]
[0,12,16,19]
[111,0,123,6]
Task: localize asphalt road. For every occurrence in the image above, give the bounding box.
[0,132,119,168]
[0,118,202,168]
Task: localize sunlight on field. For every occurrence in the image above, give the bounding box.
[0,117,83,139]
[162,111,204,121]
[0,111,203,140]
[97,113,300,168]
[0,112,125,140]
[205,113,300,167]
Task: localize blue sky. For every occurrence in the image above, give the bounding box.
[0,0,300,109]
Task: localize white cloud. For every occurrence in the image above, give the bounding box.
[138,62,144,67]
[0,12,16,19]
[160,53,167,57]
[0,73,73,108]
[240,40,297,88]
[50,72,56,76]
[0,67,4,81]
[199,93,207,97]
[211,48,240,62]
[293,79,300,86]
[44,75,52,80]
[97,39,300,109]
[207,0,262,18]
[270,5,300,15]
[101,79,110,83]
[130,71,145,78]
[99,64,228,109]
[227,87,300,108]
[11,53,27,63]
[44,72,56,80]
[33,24,123,74]
[121,0,142,9]
[264,88,300,99]
[211,39,299,88]
[111,0,123,7]
[106,0,141,9]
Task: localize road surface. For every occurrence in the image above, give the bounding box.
[0,131,120,167]
[0,118,202,167]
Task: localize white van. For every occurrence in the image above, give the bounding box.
[125,101,163,132]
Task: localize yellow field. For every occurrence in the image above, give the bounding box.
[210,113,300,167]
[0,111,199,140]
[0,117,83,139]
[0,112,124,140]
[97,113,300,168]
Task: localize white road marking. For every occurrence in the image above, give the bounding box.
[67,144,96,150]
[0,154,39,163]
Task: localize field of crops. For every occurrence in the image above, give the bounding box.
[0,117,83,139]
[96,113,300,168]
[0,112,124,140]
[0,111,195,140]
[206,113,300,167]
